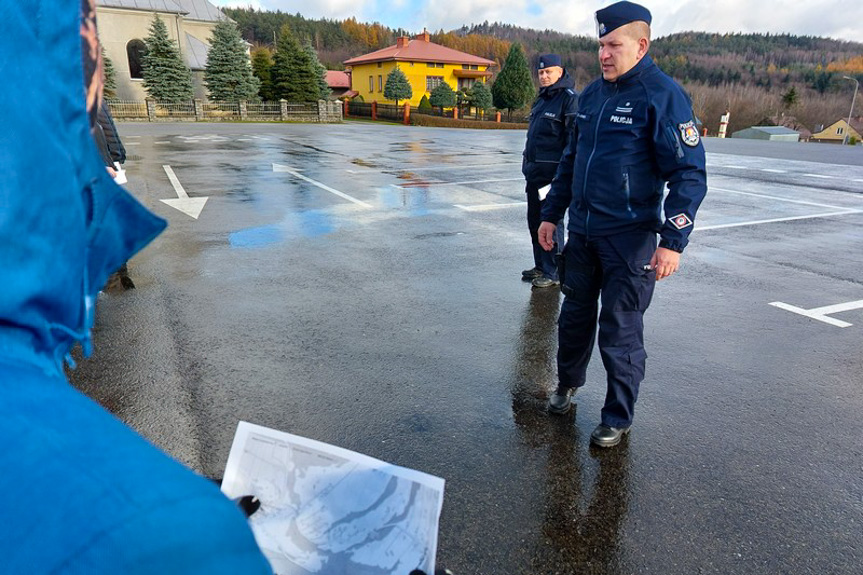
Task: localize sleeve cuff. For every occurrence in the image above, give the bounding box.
[659,239,685,253]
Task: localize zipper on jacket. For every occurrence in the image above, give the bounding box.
[623,168,633,216]
[581,86,616,239]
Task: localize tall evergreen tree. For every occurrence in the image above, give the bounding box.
[492,43,533,120]
[204,20,261,101]
[467,81,493,114]
[429,82,456,113]
[304,42,331,100]
[383,66,412,106]
[102,47,117,99]
[141,15,194,102]
[271,24,321,102]
[251,47,275,101]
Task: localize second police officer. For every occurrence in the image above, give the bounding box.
[521,54,578,288]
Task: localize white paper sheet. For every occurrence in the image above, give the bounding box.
[221,421,445,575]
[538,184,551,201]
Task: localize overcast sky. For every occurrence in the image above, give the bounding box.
[212,0,862,42]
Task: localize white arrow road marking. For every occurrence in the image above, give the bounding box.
[769,299,863,328]
[161,165,208,219]
[272,163,371,208]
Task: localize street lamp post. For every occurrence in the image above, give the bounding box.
[842,75,859,146]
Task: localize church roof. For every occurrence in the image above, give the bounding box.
[96,0,227,22]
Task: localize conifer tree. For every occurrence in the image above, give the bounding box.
[251,47,275,101]
[467,81,492,114]
[141,14,194,102]
[383,66,412,106]
[102,47,117,99]
[491,43,533,120]
[418,94,432,111]
[204,20,261,101]
[429,82,456,113]
[304,42,331,100]
[271,25,321,102]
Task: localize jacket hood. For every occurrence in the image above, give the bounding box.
[539,70,576,97]
[0,0,166,376]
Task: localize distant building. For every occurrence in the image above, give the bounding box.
[731,126,801,142]
[96,0,228,101]
[325,71,356,99]
[810,118,862,144]
[343,30,495,107]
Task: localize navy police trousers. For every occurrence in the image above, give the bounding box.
[557,230,657,428]
[526,182,564,280]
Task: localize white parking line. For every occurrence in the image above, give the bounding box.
[761,168,786,173]
[392,162,520,172]
[272,163,371,208]
[804,174,833,179]
[708,186,849,209]
[769,299,863,328]
[395,177,522,189]
[454,202,526,212]
[698,210,861,231]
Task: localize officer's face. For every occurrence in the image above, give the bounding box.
[538,66,564,87]
[598,24,649,82]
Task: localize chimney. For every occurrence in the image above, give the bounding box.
[417,28,430,42]
[396,36,409,48]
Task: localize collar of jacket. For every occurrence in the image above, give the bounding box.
[603,54,656,88]
[0,1,166,376]
[539,70,576,98]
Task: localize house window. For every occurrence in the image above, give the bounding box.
[369,76,374,92]
[427,62,436,68]
[126,39,147,80]
[458,78,476,90]
[377,62,382,68]
[378,75,382,92]
[436,62,444,68]
[426,76,444,91]
[462,65,470,69]
[837,127,845,135]
[471,65,478,70]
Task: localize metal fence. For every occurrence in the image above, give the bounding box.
[348,101,372,118]
[105,99,341,123]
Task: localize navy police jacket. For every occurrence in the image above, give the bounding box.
[522,71,578,185]
[541,55,707,252]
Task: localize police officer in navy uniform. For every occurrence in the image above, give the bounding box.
[521,54,578,288]
[538,1,707,447]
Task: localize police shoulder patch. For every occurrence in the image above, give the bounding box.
[669,213,693,230]
[679,121,700,147]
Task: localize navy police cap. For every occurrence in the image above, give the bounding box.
[537,54,563,70]
[595,1,652,37]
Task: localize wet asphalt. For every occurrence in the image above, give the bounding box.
[69,122,863,574]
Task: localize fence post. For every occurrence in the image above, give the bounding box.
[452,106,458,120]
[194,99,204,121]
[317,99,326,123]
[495,111,501,123]
[280,99,288,121]
[343,99,349,118]
[239,100,248,120]
[371,101,377,121]
[403,102,410,125]
[146,98,156,122]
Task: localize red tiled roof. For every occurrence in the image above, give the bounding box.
[325,70,351,89]
[344,36,495,67]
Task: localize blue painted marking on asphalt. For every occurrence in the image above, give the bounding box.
[230,210,336,248]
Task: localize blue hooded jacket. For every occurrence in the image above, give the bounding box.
[0,2,272,573]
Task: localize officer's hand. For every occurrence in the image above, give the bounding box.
[649,247,680,281]
[538,221,557,251]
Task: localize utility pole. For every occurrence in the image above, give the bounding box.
[841,76,859,146]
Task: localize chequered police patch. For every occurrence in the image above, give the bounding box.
[669,213,693,230]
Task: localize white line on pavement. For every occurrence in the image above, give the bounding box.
[708,186,849,209]
[698,210,862,231]
[272,163,371,208]
[761,168,786,173]
[769,299,863,328]
[395,177,522,189]
[454,202,526,211]
[804,174,833,179]
[391,162,521,172]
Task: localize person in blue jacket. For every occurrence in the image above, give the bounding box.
[0,1,272,573]
[521,54,578,288]
[538,1,707,447]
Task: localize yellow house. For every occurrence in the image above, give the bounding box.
[343,31,494,106]
[811,118,862,143]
